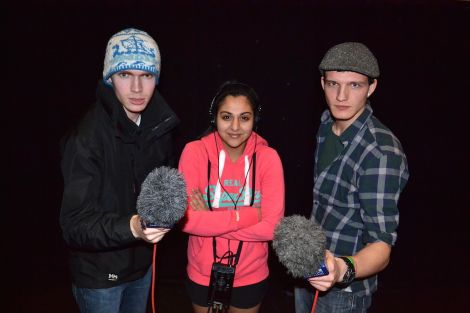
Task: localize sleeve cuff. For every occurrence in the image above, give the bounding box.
[364,231,396,246]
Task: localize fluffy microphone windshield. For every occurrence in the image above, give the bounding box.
[137,166,187,228]
[272,215,326,279]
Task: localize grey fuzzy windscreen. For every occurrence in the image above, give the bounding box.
[272,215,326,278]
[136,166,187,228]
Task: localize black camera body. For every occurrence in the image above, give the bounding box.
[207,262,236,308]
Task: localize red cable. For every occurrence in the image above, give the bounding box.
[151,243,157,313]
[310,289,319,313]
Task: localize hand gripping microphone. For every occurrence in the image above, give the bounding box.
[273,215,328,279]
[137,166,187,228]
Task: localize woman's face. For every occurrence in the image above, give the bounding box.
[216,95,254,160]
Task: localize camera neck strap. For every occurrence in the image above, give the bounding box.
[212,237,243,266]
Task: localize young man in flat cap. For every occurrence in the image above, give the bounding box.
[295,42,410,313]
[60,28,179,313]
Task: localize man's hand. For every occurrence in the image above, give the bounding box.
[307,250,347,291]
[130,215,170,244]
[307,242,391,291]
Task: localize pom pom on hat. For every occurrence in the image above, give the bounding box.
[103,28,161,85]
[319,42,380,79]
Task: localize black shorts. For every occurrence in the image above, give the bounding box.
[185,276,268,309]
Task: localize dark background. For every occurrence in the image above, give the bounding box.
[4,0,470,312]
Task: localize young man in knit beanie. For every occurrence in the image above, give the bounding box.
[295,42,409,313]
[60,28,179,313]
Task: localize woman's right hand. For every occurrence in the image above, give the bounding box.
[189,189,209,211]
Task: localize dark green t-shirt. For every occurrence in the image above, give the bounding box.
[317,125,344,174]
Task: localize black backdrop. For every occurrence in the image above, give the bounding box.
[4,1,470,312]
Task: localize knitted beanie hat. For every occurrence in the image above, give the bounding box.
[103,28,161,85]
[319,42,380,78]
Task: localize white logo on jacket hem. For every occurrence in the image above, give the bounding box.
[108,273,118,281]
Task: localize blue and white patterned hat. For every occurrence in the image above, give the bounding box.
[103,28,161,85]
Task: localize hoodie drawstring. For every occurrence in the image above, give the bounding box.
[212,150,225,208]
[243,155,251,206]
[211,150,252,208]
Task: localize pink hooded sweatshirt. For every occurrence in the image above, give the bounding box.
[178,131,285,287]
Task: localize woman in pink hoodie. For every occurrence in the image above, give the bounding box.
[179,81,285,313]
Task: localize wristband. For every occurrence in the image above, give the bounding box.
[338,256,356,286]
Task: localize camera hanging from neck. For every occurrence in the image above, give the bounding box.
[205,151,256,312]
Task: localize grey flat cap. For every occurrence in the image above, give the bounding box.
[319,42,380,78]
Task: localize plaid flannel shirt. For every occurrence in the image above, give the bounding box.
[311,103,409,296]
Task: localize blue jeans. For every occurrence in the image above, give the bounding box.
[72,267,152,313]
[294,287,372,313]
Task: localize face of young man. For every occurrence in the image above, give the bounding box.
[111,70,156,122]
[216,95,255,161]
[321,71,377,134]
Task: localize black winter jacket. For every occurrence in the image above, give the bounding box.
[60,81,179,288]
